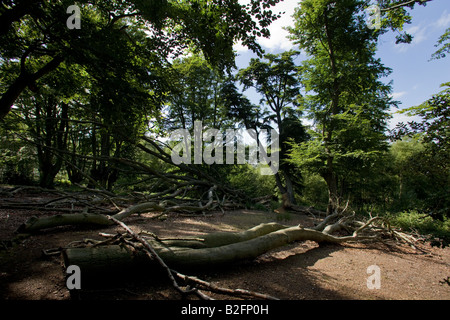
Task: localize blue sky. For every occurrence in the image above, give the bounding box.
[234,0,450,129]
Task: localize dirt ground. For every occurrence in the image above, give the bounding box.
[1,190,449,300]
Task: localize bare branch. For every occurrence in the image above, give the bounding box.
[107,215,199,297]
[380,0,432,12]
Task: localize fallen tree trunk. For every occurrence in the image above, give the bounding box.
[162,222,288,248]
[17,213,112,233]
[17,187,219,234]
[62,223,369,279]
[62,222,290,276]
[17,202,165,233]
[59,215,418,299]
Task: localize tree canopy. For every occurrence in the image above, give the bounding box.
[286,0,396,214]
[0,0,283,119]
[0,0,447,249]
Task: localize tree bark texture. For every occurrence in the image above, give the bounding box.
[62,223,355,279]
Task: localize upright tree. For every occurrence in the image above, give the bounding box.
[13,63,90,188]
[287,0,396,214]
[237,51,306,205]
[163,55,232,132]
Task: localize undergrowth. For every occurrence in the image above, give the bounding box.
[385,210,450,248]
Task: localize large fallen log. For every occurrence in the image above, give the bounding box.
[61,222,289,275]
[16,187,219,234]
[162,222,288,248]
[16,202,164,233]
[62,223,369,280]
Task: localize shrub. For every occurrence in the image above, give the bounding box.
[387,210,450,247]
[227,165,276,199]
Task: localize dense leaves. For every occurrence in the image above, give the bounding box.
[237,50,306,204]
[0,0,447,235]
[286,0,396,214]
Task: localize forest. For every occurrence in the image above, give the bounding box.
[0,0,449,301]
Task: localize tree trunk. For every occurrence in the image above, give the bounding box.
[283,171,296,205]
[38,165,58,189]
[36,101,68,188]
[62,223,353,279]
[322,169,339,216]
[274,171,296,208]
[17,202,165,233]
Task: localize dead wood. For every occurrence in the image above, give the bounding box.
[15,186,227,233]
[100,217,281,300]
[172,270,279,300]
[49,201,419,300]
[62,218,398,280]
[107,215,198,297]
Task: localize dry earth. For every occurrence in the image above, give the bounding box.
[0,190,449,300]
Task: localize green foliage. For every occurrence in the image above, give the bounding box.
[375,0,431,44]
[386,211,450,247]
[238,50,302,119]
[236,50,306,203]
[431,27,450,60]
[1,0,284,190]
[227,165,275,200]
[0,109,36,185]
[296,173,329,210]
[391,84,449,219]
[388,138,449,219]
[0,0,285,119]
[162,54,233,132]
[0,144,36,185]
[286,0,395,214]
[393,82,449,155]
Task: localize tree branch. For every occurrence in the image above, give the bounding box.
[0,55,63,119]
[380,0,432,12]
[107,215,212,299]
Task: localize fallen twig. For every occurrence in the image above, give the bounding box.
[172,270,279,300]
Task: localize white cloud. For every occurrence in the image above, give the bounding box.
[409,25,428,44]
[256,0,298,51]
[234,0,299,52]
[388,110,421,130]
[391,91,407,100]
[435,10,450,29]
[233,40,250,53]
[395,10,450,53]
